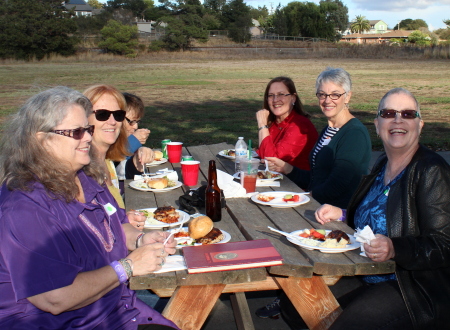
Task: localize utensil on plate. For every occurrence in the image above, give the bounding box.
[268,226,303,241]
[264,159,269,172]
[163,223,183,245]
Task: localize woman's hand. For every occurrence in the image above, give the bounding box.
[256,109,270,127]
[265,157,293,175]
[133,147,155,172]
[126,210,146,230]
[142,231,177,255]
[315,204,343,224]
[364,234,395,262]
[128,242,168,275]
[133,128,150,144]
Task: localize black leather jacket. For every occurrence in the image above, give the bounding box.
[346,145,450,330]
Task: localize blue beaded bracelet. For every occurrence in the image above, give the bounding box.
[110,260,128,284]
[338,209,346,221]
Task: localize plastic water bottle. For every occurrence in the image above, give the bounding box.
[235,137,248,173]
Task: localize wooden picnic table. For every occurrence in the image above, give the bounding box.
[125,142,395,330]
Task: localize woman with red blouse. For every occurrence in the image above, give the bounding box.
[256,76,318,170]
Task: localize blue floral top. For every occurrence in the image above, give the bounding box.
[354,164,404,284]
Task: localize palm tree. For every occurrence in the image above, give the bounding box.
[350,15,371,34]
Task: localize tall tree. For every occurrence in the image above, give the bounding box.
[106,0,150,18]
[87,0,103,9]
[98,19,139,55]
[350,15,370,34]
[221,0,252,43]
[319,0,348,33]
[272,4,287,36]
[249,6,269,20]
[0,0,78,60]
[395,18,428,30]
[156,0,208,50]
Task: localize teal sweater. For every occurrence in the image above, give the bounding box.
[287,118,371,209]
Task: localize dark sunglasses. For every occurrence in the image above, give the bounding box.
[93,109,126,122]
[51,125,95,140]
[125,117,141,126]
[378,109,421,119]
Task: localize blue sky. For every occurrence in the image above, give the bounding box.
[98,0,450,31]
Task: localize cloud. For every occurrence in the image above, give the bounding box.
[352,0,450,11]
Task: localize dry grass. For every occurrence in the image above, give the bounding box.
[0,56,449,150]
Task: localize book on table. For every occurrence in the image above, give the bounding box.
[182,239,283,274]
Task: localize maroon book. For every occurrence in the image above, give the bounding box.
[182,239,283,273]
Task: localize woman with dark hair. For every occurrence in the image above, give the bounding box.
[256,76,318,170]
[0,87,178,329]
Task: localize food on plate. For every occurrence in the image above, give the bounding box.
[283,194,300,203]
[174,231,190,238]
[153,206,180,223]
[297,228,350,248]
[188,215,224,244]
[146,177,168,189]
[257,194,276,202]
[223,149,235,157]
[154,150,163,161]
[257,171,282,180]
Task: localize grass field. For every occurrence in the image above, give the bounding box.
[1,56,449,150]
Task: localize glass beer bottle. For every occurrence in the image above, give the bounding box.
[205,160,221,222]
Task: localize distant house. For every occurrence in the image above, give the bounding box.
[250,19,263,37]
[341,30,413,44]
[341,19,389,36]
[64,0,94,17]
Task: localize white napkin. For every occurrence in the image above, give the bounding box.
[256,181,280,187]
[216,169,248,198]
[134,169,178,182]
[354,225,377,257]
[152,255,187,273]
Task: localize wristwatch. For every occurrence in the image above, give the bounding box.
[258,125,269,131]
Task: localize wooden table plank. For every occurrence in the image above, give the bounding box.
[275,276,342,330]
[162,284,225,330]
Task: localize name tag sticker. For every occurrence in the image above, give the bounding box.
[322,138,331,146]
[104,203,117,216]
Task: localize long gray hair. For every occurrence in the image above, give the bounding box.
[0,86,104,202]
[315,67,352,93]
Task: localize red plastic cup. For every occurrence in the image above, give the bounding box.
[242,174,257,193]
[181,160,200,186]
[167,142,183,163]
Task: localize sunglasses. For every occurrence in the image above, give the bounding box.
[51,125,95,140]
[125,117,142,126]
[93,109,126,122]
[378,109,421,119]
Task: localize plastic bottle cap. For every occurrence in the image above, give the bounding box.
[238,137,243,139]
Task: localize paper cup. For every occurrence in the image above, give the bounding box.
[167,142,183,163]
[181,160,200,186]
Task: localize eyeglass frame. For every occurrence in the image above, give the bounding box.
[50,125,95,140]
[267,93,292,100]
[377,109,421,119]
[125,117,142,126]
[316,92,346,100]
[93,109,126,122]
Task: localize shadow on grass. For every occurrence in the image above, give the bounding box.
[140,99,450,151]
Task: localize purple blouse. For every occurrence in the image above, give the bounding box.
[0,171,178,329]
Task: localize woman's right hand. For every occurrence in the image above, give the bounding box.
[315,204,343,224]
[256,109,270,127]
[265,157,293,174]
[133,128,150,144]
[127,242,168,275]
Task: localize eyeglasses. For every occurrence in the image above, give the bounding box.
[51,125,95,140]
[93,109,126,122]
[316,92,346,100]
[378,109,421,119]
[267,93,292,100]
[125,117,141,126]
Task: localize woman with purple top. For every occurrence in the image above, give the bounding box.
[0,87,179,329]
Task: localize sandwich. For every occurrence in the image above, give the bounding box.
[154,150,163,161]
[153,206,180,223]
[146,177,168,189]
[188,216,223,244]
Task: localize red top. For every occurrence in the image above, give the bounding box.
[257,111,318,171]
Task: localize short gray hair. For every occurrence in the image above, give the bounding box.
[377,88,420,115]
[315,67,352,93]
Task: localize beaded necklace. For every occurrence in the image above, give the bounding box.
[78,198,115,252]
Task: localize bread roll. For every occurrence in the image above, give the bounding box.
[154,150,163,161]
[146,178,168,189]
[188,216,213,239]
